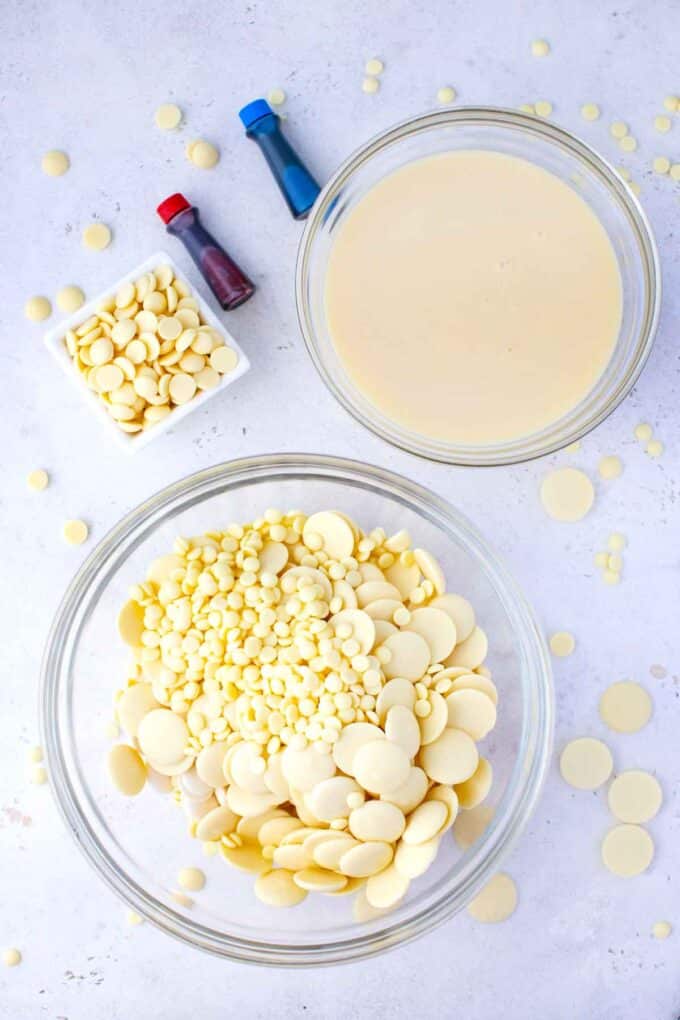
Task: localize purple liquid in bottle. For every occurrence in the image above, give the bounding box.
[157,193,255,310]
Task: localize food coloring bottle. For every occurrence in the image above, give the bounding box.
[157,193,255,310]
[238,99,321,219]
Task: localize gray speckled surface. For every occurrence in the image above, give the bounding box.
[1,1,679,1017]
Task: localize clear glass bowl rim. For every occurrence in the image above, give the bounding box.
[295,106,661,467]
[40,453,554,966]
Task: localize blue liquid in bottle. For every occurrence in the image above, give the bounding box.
[239,99,321,219]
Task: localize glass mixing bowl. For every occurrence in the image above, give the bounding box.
[296,108,660,466]
[41,454,553,965]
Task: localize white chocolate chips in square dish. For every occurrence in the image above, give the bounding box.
[62,265,239,435]
[108,509,497,913]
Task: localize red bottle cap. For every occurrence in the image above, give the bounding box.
[157,192,191,224]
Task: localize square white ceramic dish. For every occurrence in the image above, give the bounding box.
[44,251,251,453]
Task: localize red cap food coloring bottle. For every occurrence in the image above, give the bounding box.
[157,193,255,310]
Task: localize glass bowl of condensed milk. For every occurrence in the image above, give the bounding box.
[41,455,552,964]
[297,108,660,465]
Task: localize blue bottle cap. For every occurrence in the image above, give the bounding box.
[238,99,274,130]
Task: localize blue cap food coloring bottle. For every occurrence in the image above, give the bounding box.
[238,99,321,219]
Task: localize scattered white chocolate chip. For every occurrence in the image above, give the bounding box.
[41,149,69,176]
[598,455,622,480]
[364,59,384,76]
[599,681,652,734]
[653,156,671,174]
[56,285,85,313]
[27,745,43,763]
[27,469,49,492]
[30,765,47,785]
[581,103,600,121]
[437,86,456,104]
[63,519,89,545]
[619,135,637,152]
[646,439,664,458]
[126,910,144,926]
[549,631,575,657]
[608,770,662,824]
[467,873,517,923]
[83,223,112,251]
[530,39,550,57]
[654,114,672,133]
[540,468,594,522]
[652,920,672,939]
[602,824,654,877]
[560,737,613,790]
[610,121,628,139]
[362,77,380,94]
[188,140,220,169]
[634,422,653,442]
[155,103,183,130]
[534,100,552,118]
[608,532,627,551]
[670,163,680,180]
[2,948,22,967]
[24,296,51,322]
[663,94,679,112]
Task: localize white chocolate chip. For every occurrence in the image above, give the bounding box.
[599,681,652,734]
[362,77,380,94]
[549,631,575,657]
[177,867,206,891]
[602,824,654,877]
[83,223,112,251]
[540,468,594,522]
[42,149,70,176]
[530,39,550,57]
[108,744,147,796]
[608,770,662,824]
[155,103,183,130]
[467,873,517,922]
[581,103,600,121]
[2,948,22,967]
[188,140,220,169]
[56,285,85,313]
[437,86,457,104]
[419,728,479,784]
[24,296,51,321]
[560,737,613,790]
[63,519,89,545]
[27,469,49,492]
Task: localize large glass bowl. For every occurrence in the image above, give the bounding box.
[41,454,553,965]
[296,108,660,466]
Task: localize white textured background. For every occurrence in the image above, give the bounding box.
[1,1,679,1018]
